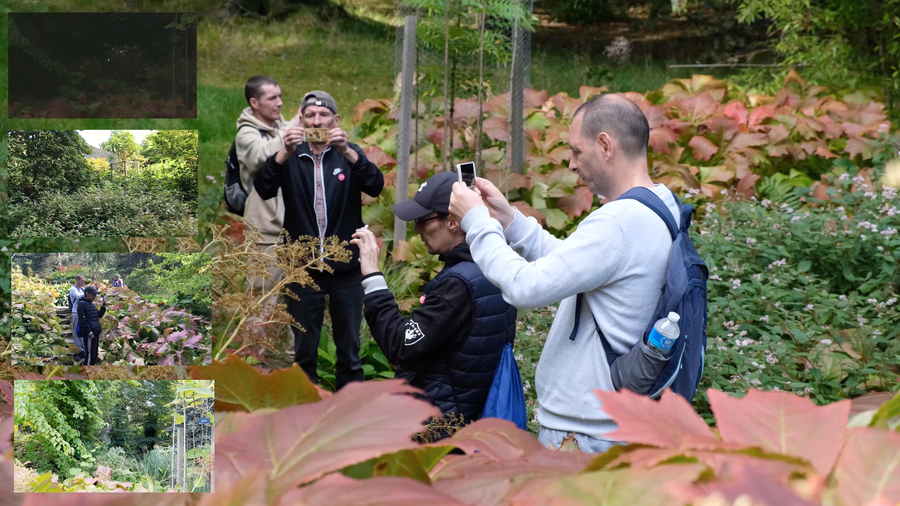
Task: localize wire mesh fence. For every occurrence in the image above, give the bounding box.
[392,0,534,178]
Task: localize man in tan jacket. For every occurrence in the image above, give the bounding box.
[235,75,301,320]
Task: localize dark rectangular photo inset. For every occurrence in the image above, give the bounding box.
[9,13,197,119]
[13,379,214,493]
[8,129,198,238]
[10,252,212,367]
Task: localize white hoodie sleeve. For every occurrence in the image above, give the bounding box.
[460,206,625,309]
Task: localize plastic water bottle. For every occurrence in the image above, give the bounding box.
[648,312,680,355]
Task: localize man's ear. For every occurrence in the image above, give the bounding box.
[596,132,614,160]
[333,113,341,126]
[249,97,259,112]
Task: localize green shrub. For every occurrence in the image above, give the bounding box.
[689,164,900,421]
[93,446,138,483]
[9,179,197,237]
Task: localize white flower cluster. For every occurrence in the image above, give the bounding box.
[767,258,787,270]
[603,36,632,63]
[858,221,879,232]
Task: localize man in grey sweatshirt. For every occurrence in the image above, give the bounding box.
[449,94,681,453]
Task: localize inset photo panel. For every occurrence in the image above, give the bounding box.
[9,12,197,119]
[8,129,198,238]
[13,379,214,493]
[10,253,211,367]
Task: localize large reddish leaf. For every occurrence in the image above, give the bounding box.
[524,88,550,109]
[0,417,12,457]
[834,428,900,506]
[648,127,679,154]
[189,354,321,412]
[217,380,440,497]
[688,136,718,162]
[748,105,776,129]
[482,116,508,142]
[284,474,465,506]
[671,462,817,506]
[579,85,608,102]
[550,92,583,119]
[594,389,717,448]
[429,418,545,461]
[642,105,668,129]
[727,132,769,153]
[516,463,707,505]
[708,389,850,475]
[483,168,533,191]
[453,98,482,124]
[767,123,791,144]
[364,146,398,170]
[845,136,876,160]
[735,173,761,198]
[558,186,595,219]
[197,471,267,506]
[511,201,546,224]
[353,98,392,124]
[723,100,749,126]
[679,92,720,123]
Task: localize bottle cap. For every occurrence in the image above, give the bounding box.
[667,312,680,323]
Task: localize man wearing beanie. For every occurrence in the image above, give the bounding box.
[350,171,517,435]
[254,90,384,390]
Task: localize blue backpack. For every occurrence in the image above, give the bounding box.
[588,187,708,402]
[482,342,528,430]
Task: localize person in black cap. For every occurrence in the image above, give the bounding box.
[350,171,517,436]
[76,286,107,366]
[253,89,384,390]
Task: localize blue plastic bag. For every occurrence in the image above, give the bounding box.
[482,343,527,430]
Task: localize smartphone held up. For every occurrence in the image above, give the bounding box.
[457,161,476,188]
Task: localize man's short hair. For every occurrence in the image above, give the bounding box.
[75,275,84,281]
[245,75,278,105]
[572,94,649,159]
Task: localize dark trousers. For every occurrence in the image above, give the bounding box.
[80,330,100,365]
[287,270,364,390]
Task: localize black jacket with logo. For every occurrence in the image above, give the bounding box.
[363,243,517,426]
[253,141,384,274]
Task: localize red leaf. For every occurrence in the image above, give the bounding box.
[671,462,817,506]
[429,418,545,460]
[511,201,546,224]
[845,137,876,160]
[558,186,595,219]
[363,146,398,170]
[723,100,749,126]
[217,380,440,496]
[0,380,11,420]
[483,169,533,191]
[452,98,482,124]
[727,132,769,153]
[748,105,776,129]
[284,474,465,506]
[353,98,392,124]
[189,354,321,412]
[708,389,850,475]
[0,417,12,456]
[648,127,679,154]
[579,85,608,102]
[594,389,717,448]
[834,428,900,506]
[482,116,509,142]
[767,123,791,144]
[688,136,718,162]
[549,93,583,119]
[523,88,550,109]
[679,92,719,122]
[642,105,668,129]
[736,173,761,198]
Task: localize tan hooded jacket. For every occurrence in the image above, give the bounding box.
[235,106,301,243]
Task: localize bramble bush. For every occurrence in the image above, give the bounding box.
[9,179,197,238]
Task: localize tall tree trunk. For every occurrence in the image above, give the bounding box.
[172,13,178,99]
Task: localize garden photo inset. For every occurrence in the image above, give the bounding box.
[10,253,211,367]
[8,130,198,238]
[8,13,197,119]
[14,379,214,493]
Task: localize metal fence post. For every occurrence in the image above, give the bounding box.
[393,14,418,252]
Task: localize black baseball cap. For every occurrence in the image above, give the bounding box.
[392,171,459,221]
[84,286,99,295]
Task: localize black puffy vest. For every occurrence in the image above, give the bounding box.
[410,261,517,424]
